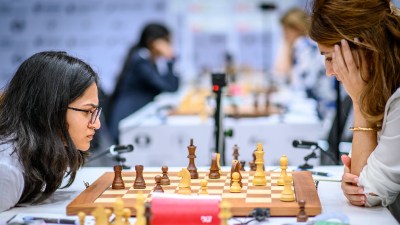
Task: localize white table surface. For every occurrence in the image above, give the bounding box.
[0,166,397,225]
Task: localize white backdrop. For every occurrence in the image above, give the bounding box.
[0,0,307,94]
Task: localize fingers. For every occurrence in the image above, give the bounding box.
[341,171,365,206]
[332,44,346,81]
[343,192,366,206]
[342,171,359,184]
[340,39,358,73]
[341,154,351,167]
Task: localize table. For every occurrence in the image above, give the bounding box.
[0,166,397,225]
[118,86,325,167]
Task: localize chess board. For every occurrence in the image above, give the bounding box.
[67,171,321,217]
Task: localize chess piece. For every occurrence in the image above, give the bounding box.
[297,199,308,222]
[230,172,242,193]
[112,165,125,190]
[135,192,146,225]
[280,174,295,202]
[123,208,131,225]
[209,153,220,179]
[78,212,85,225]
[198,179,208,195]
[216,153,222,175]
[114,197,124,225]
[161,165,170,185]
[134,165,146,189]
[230,160,242,187]
[219,200,232,225]
[249,151,257,171]
[105,209,112,222]
[187,139,199,179]
[92,205,109,225]
[177,168,192,194]
[252,143,266,186]
[232,144,239,160]
[240,160,246,171]
[144,202,152,225]
[153,175,164,193]
[278,155,288,186]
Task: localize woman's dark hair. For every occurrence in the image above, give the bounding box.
[0,51,99,204]
[309,0,400,125]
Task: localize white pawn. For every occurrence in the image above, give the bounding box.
[278,155,288,186]
[230,172,242,193]
[280,174,295,202]
[198,179,208,195]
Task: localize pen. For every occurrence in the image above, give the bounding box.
[23,217,76,224]
[311,171,332,177]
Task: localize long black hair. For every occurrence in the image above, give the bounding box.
[106,23,170,124]
[0,51,99,204]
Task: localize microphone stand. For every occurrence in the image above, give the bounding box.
[298,144,339,170]
[299,147,319,170]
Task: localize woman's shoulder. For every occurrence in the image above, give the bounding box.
[386,88,400,110]
[0,141,22,171]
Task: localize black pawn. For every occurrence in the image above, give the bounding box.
[153,175,164,192]
[297,199,308,222]
[161,165,170,185]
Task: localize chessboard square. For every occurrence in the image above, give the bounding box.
[271,186,285,191]
[122,194,144,199]
[245,198,272,203]
[207,183,225,187]
[246,189,271,194]
[103,190,128,194]
[222,193,246,198]
[122,178,134,182]
[208,189,224,194]
[271,193,282,198]
[162,186,176,190]
[143,173,161,177]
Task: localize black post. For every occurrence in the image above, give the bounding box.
[212,72,227,165]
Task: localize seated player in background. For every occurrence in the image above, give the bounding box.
[309,0,400,222]
[274,7,336,119]
[0,51,101,212]
[106,23,180,144]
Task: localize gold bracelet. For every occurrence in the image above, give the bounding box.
[349,127,377,131]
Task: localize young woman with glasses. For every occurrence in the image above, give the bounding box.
[0,51,101,212]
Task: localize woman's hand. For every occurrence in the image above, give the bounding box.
[341,155,366,206]
[332,39,368,104]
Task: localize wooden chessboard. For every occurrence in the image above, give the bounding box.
[66,171,321,217]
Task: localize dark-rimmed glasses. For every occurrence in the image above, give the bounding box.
[67,106,102,124]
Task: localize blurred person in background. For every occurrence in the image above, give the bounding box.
[274,8,336,119]
[106,23,179,144]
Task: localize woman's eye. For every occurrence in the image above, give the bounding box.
[325,57,332,62]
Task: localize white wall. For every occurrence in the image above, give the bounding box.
[0,0,307,94]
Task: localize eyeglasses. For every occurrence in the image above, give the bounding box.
[67,106,102,124]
